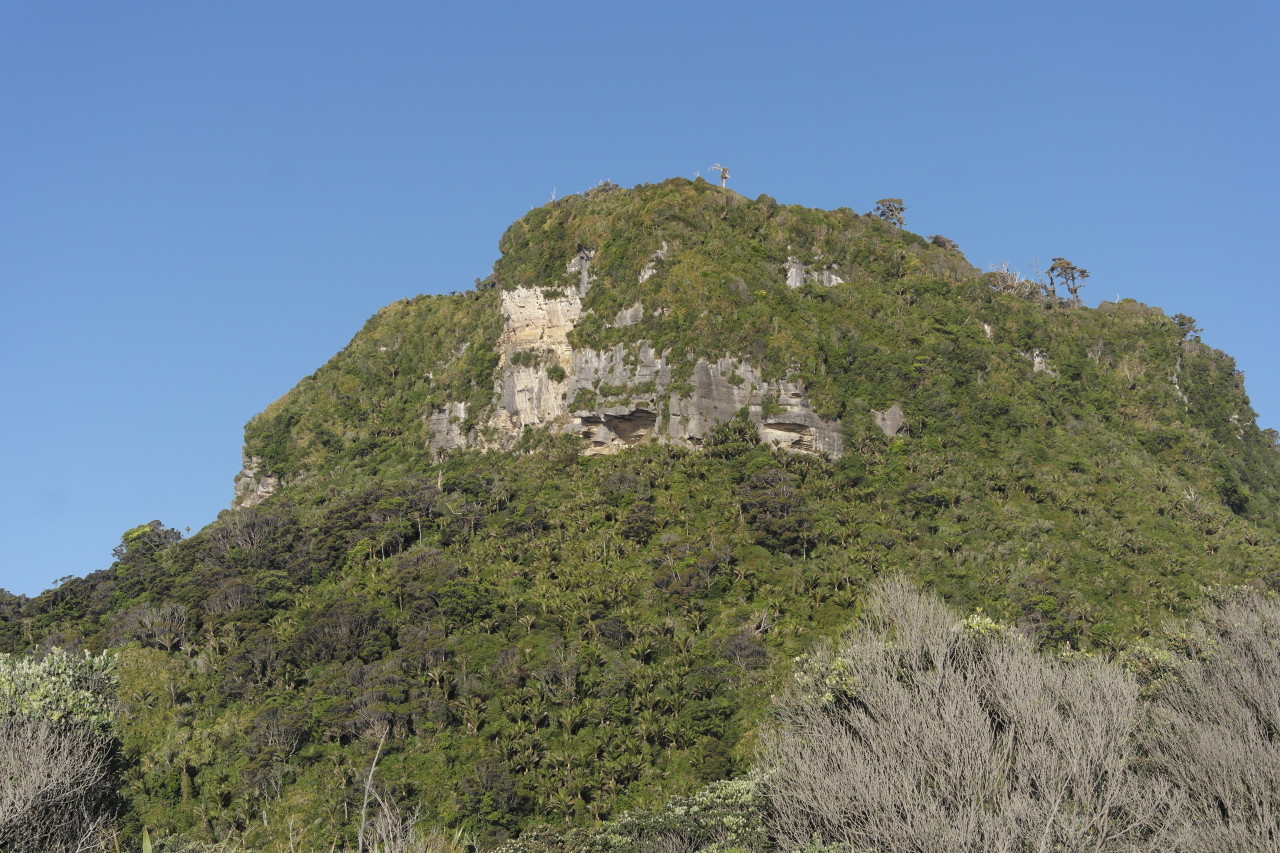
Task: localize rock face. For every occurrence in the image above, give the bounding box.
[785,256,845,289]
[873,404,906,437]
[425,252,845,458]
[611,303,644,327]
[488,280,584,432]
[1022,348,1058,376]
[232,456,281,508]
[637,241,669,283]
[426,402,469,454]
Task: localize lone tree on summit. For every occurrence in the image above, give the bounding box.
[873,198,906,227]
[1048,257,1090,304]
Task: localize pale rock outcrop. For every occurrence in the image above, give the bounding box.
[1022,349,1058,376]
[785,256,807,289]
[232,455,280,508]
[571,342,668,390]
[488,283,582,431]
[426,251,846,458]
[873,404,906,437]
[1169,356,1189,405]
[426,402,469,453]
[638,242,670,283]
[665,358,842,455]
[563,352,841,457]
[566,249,595,292]
[785,256,844,289]
[486,249,592,432]
[611,303,645,327]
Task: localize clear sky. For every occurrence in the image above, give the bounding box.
[2,1,1277,597]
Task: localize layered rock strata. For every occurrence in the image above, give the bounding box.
[425,252,844,458]
[232,455,281,509]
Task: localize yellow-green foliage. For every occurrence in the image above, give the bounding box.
[0,647,117,730]
[243,289,501,478]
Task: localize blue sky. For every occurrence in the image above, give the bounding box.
[2,1,1277,596]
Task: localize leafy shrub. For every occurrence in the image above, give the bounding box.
[496,779,768,853]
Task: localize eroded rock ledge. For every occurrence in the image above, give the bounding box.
[425,254,844,458]
[232,455,281,508]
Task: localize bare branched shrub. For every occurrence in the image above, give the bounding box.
[1142,588,1280,851]
[759,578,1182,852]
[109,601,190,650]
[0,715,116,851]
[360,793,473,853]
[208,504,286,558]
[364,793,423,853]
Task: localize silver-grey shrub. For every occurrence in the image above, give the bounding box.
[1140,587,1280,852]
[758,578,1182,853]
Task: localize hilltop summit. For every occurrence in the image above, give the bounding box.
[237,178,1276,516]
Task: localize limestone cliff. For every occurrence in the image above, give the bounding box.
[422,250,844,459]
[232,455,280,508]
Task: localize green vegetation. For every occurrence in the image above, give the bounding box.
[499,778,768,853]
[243,290,502,478]
[872,198,906,228]
[11,417,1280,849]
[0,648,120,851]
[2,178,1280,850]
[1048,256,1090,303]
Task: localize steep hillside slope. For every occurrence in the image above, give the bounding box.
[236,178,972,492]
[6,178,1280,850]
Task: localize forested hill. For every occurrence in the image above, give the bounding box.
[5,177,1280,850]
